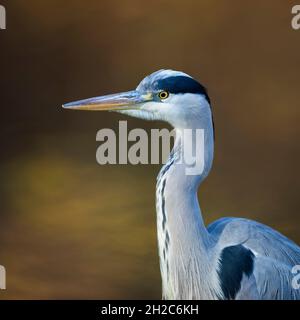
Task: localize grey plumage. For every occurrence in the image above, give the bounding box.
[209,217,300,299]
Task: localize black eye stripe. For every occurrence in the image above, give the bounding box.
[154,76,210,103]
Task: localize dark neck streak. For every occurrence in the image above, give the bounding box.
[156,133,214,299]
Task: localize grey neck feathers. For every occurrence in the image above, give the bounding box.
[156,118,217,299]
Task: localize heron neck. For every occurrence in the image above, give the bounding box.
[156,118,215,298]
[159,125,214,245]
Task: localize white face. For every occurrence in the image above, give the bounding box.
[119,92,212,129]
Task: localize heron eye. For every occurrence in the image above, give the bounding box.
[158,91,169,100]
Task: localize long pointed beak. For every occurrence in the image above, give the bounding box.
[62,90,152,111]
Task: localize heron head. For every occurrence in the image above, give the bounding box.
[63,69,211,128]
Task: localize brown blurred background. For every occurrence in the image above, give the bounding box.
[0,0,299,299]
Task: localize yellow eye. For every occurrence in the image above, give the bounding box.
[158,91,169,100]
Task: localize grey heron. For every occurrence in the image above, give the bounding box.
[63,69,300,300]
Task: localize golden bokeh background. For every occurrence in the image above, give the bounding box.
[0,0,299,299]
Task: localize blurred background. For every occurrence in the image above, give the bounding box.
[0,0,299,299]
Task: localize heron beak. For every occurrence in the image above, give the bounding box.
[62,91,152,111]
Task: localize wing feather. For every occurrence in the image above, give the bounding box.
[208,217,300,300]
